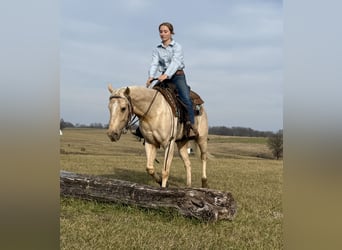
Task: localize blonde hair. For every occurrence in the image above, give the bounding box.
[159,22,175,35]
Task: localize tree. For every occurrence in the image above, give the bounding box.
[267,130,283,160]
[60,118,66,130]
[60,118,74,130]
[89,122,104,128]
[60,171,237,222]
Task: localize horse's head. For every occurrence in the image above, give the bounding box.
[107,85,133,142]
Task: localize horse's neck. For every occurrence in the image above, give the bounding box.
[129,86,160,117]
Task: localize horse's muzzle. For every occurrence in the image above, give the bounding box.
[107,130,121,142]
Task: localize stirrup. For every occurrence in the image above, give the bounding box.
[186,122,199,138]
[189,127,199,138]
[131,127,144,138]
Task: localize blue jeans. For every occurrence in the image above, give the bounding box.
[171,74,195,124]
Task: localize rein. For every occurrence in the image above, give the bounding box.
[140,90,159,120]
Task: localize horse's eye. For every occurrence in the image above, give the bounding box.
[121,107,126,112]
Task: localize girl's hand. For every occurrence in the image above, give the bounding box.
[158,74,168,82]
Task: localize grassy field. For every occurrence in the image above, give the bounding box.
[60,128,283,249]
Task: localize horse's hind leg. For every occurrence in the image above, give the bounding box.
[144,142,161,185]
[177,140,192,187]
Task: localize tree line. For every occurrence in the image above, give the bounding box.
[208,125,283,159]
[60,119,105,129]
[208,126,275,137]
[60,119,283,159]
[60,119,277,137]
[60,118,275,137]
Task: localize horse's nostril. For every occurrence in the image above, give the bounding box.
[107,130,120,142]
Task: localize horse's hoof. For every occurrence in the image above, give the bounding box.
[159,181,169,188]
[201,178,208,188]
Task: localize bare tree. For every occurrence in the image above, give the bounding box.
[267,130,283,160]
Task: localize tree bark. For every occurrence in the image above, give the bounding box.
[60,170,237,222]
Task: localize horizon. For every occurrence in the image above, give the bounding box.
[60,118,281,133]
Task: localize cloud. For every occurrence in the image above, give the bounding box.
[60,0,283,131]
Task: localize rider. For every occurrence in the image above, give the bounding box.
[146,22,198,137]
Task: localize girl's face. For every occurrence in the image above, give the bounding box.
[159,25,172,44]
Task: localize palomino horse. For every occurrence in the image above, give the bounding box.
[107,85,208,188]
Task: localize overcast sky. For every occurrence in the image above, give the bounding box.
[60,0,283,132]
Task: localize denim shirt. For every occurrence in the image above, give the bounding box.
[148,40,185,78]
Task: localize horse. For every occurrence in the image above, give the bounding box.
[106,85,208,188]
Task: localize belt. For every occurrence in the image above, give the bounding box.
[175,69,185,75]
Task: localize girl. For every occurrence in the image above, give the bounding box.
[146,22,198,137]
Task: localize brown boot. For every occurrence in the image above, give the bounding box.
[131,127,144,138]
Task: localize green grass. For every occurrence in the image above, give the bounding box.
[60,128,283,249]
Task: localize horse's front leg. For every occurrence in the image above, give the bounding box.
[176,140,192,187]
[144,142,161,185]
[161,139,176,188]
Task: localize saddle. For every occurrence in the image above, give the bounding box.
[153,80,204,124]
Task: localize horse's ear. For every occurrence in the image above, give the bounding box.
[124,87,130,96]
[108,84,114,93]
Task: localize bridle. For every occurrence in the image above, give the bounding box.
[109,94,134,131]
[109,88,159,132]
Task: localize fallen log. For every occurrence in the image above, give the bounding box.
[60,170,237,222]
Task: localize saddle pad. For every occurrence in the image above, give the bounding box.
[153,86,178,117]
